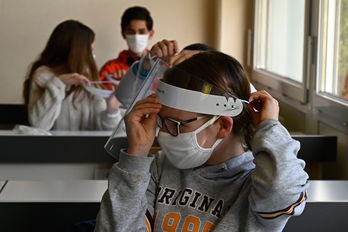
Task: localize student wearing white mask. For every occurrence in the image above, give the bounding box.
[23,20,122,131]
[99,6,155,89]
[95,43,309,231]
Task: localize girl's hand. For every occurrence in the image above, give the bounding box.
[248,90,279,126]
[58,73,90,86]
[124,94,162,157]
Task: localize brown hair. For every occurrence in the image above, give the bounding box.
[23,20,99,106]
[121,6,153,33]
[163,51,254,150]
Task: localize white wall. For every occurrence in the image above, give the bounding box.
[219,0,253,68]
[0,0,219,103]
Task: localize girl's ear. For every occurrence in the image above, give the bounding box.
[216,116,233,139]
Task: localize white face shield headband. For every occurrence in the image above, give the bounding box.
[156,80,247,117]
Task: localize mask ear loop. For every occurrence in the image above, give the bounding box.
[193,115,223,150]
[195,115,221,134]
[82,83,113,98]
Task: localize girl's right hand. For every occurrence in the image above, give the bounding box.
[248,90,279,126]
[124,94,162,157]
[58,73,90,86]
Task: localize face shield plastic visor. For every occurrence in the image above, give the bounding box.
[105,55,168,157]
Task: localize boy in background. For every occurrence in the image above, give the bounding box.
[100,6,155,89]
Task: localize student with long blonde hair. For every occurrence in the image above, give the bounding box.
[23,20,121,131]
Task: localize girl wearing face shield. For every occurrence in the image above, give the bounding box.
[95,43,309,232]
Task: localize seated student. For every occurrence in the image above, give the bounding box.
[95,47,309,230]
[99,6,156,89]
[23,20,122,131]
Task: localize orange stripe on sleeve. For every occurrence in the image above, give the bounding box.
[257,192,307,219]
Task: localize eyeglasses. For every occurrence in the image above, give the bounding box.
[157,115,207,136]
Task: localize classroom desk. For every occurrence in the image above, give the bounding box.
[0,131,337,180]
[0,180,348,232]
[0,180,108,232]
[0,130,127,180]
[0,180,7,194]
[0,131,337,163]
[0,130,113,136]
[0,130,122,163]
[3,180,345,203]
[284,180,348,232]
[306,180,348,202]
[0,180,107,202]
[0,180,5,187]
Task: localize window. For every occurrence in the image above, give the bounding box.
[317,0,348,105]
[253,0,309,103]
[253,0,348,132]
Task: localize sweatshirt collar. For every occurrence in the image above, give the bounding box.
[195,151,255,179]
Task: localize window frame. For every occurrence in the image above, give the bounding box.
[252,0,312,103]
[315,0,348,107]
[313,0,348,133]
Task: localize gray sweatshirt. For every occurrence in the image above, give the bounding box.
[95,120,309,232]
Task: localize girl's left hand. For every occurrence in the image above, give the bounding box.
[248,90,279,126]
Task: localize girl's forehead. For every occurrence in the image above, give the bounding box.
[159,105,198,119]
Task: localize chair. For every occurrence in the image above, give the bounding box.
[0,104,29,129]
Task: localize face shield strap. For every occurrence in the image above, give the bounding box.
[156,80,246,117]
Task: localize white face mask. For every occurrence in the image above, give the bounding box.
[157,117,222,169]
[125,34,149,54]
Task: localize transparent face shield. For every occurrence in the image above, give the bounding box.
[104,54,169,157]
[114,54,157,108]
[105,56,249,158]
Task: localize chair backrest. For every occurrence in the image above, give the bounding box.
[0,104,29,129]
[292,135,337,162]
